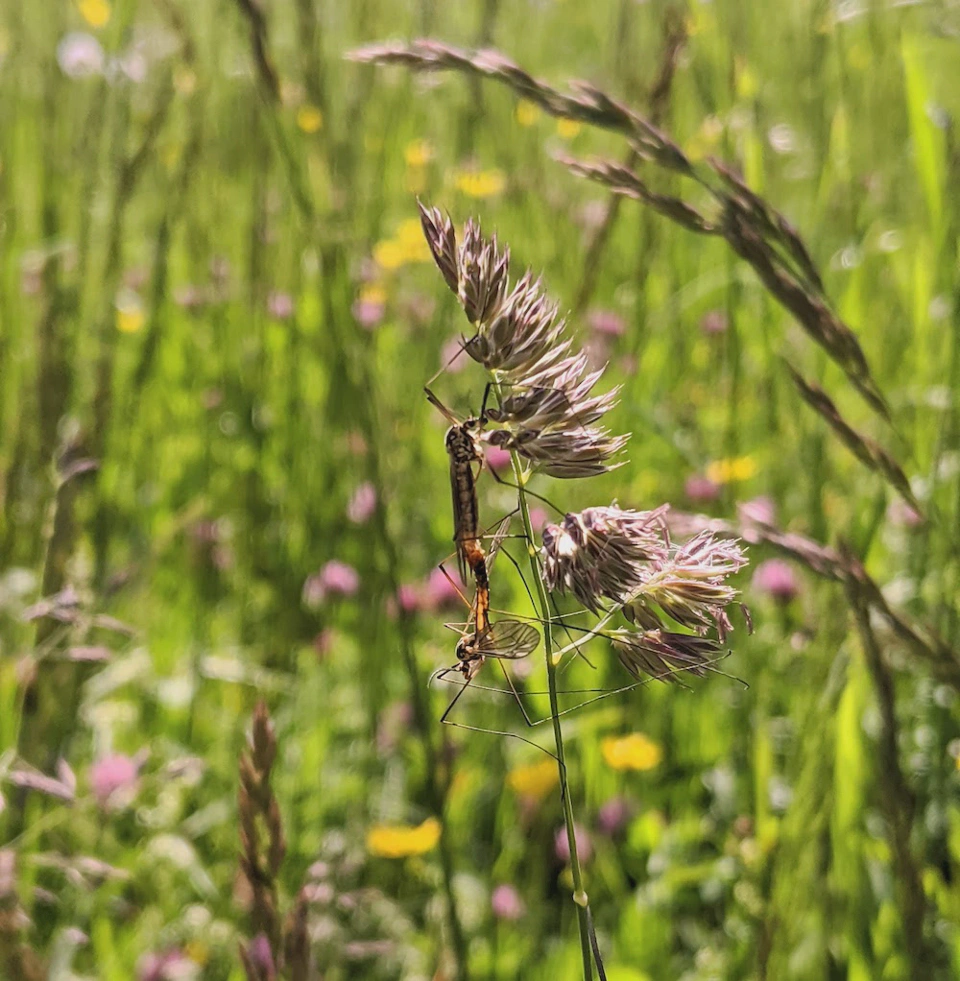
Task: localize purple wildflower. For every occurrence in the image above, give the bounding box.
[555,823,593,865]
[243,934,276,979]
[528,507,548,533]
[396,583,422,614]
[303,561,360,608]
[685,474,721,503]
[598,796,632,836]
[347,482,377,524]
[137,949,194,981]
[485,444,512,473]
[267,291,295,320]
[491,884,525,921]
[587,309,626,337]
[210,255,231,287]
[700,310,728,335]
[119,48,148,84]
[377,701,414,753]
[752,559,799,603]
[424,568,465,611]
[57,33,104,78]
[739,495,776,527]
[173,285,208,311]
[887,499,923,529]
[90,753,140,810]
[352,295,386,330]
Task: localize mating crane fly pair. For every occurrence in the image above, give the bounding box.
[424,384,739,738]
[425,385,540,691]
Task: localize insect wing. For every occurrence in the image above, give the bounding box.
[479,619,540,659]
[449,463,471,585]
[484,515,512,578]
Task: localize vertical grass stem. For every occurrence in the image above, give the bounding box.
[504,408,594,981]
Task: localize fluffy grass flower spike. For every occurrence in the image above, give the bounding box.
[419,205,749,981]
[419,201,627,477]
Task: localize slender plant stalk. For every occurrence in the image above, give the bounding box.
[505,415,594,981]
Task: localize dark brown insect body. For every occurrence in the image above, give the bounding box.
[444,421,491,634]
[427,387,495,635]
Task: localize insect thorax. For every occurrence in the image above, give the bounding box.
[445,425,481,464]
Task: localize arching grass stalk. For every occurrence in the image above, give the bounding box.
[500,382,595,981]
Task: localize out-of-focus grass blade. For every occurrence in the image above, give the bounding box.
[833,656,866,865]
[901,35,945,238]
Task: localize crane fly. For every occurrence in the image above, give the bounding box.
[433,515,541,723]
[425,385,494,634]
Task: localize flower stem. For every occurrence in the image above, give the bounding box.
[508,450,594,981]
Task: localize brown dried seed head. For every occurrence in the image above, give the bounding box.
[418,201,460,295]
[611,629,723,683]
[541,506,669,611]
[624,532,748,636]
[458,219,510,324]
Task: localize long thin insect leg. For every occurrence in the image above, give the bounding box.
[439,653,743,722]
[423,339,471,390]
[496,657,537,728]
[525,655,745,724]
[551,591,596,670]
[428,666,453,687]
[479,379,494,423]
[525,680,654,724]
[484,465,566,516]
[435,662,558,758]
[440,718,559,760]
[437,560,471,609]
[439,673,473,725]
[495,544,596,668]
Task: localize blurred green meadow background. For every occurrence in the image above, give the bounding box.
[2,0,960,978]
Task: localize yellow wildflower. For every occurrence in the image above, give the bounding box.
[556,118,582,140]
[372,239,405,271]
[404,139,433,167]
[705,455,758,485]
[115,289,145,334]
[455,169,506,199]
[296,105,323,134]
[78,0,111,28]
[507,759,558,801]
[396,218,425,248]
[515,100,540,127]
[366,817,441,858]
[372,219,431,271]
[601,733,663,772]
